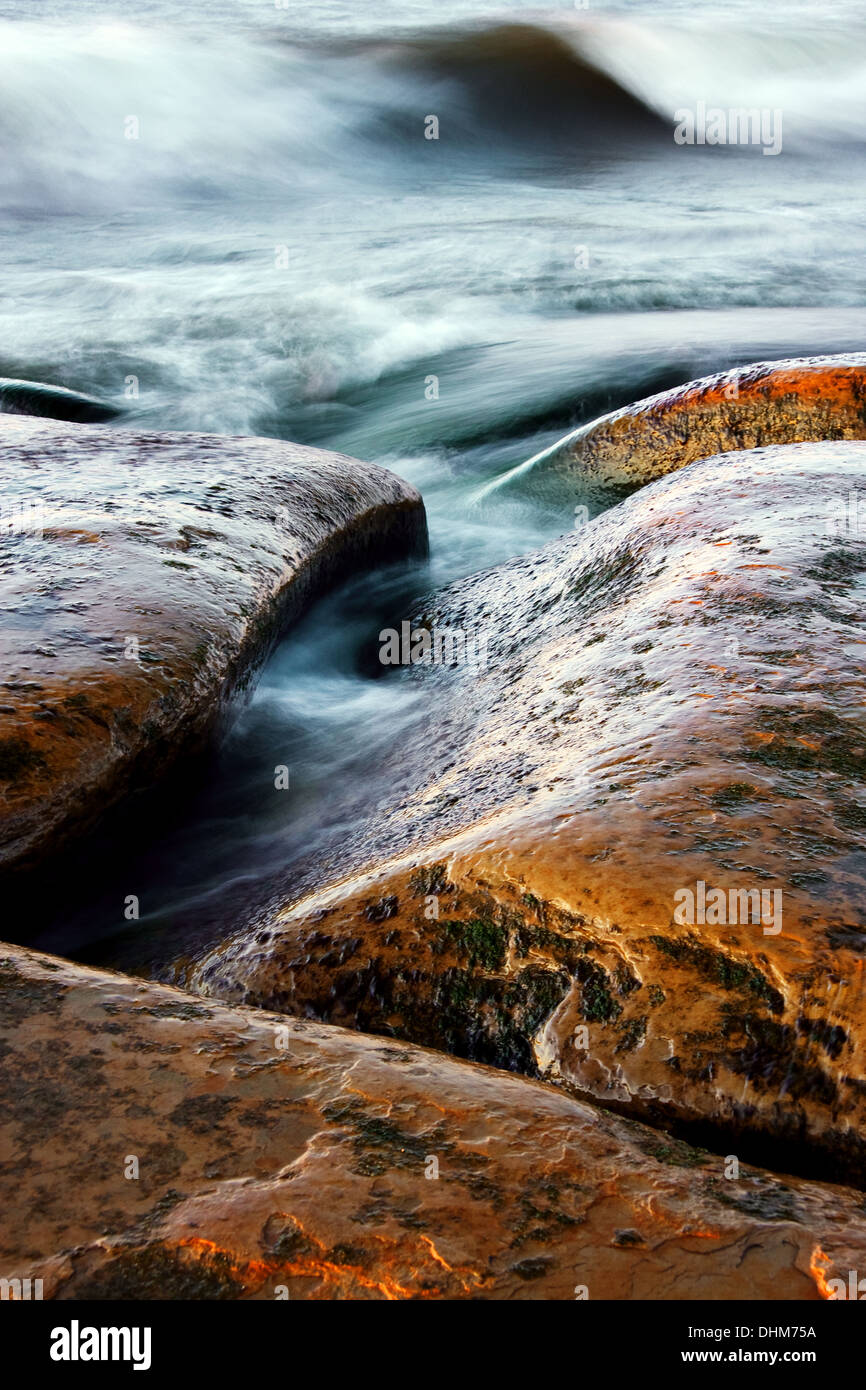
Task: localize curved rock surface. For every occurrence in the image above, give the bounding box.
[516,354,866,502]
[187,441,866,1181]
[0,377,121,424]
[0,417,425,874]
[2,942,864,1301]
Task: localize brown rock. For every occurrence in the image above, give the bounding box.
[2,941,864,1301]
[0,417,425,874]
[186,441,866,1182]
[515,353,866,502]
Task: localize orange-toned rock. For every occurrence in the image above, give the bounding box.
[512,354,866,502]
[186,441,866,1182]
[2,941,865,1301]
[0,417,425,874]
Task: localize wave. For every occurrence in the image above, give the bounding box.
[0,9,863,213]
[0,9,863,448]
[343,21,666,143]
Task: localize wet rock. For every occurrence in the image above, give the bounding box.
[187,441,866,1181]
[0,417,425,873]
[526,353,866,502]
[1,941,864,1301]
[0,377,121,423]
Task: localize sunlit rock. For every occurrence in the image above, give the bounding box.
[2,941,864,1301]
[188,440,866,1181]
[522,353,866,502]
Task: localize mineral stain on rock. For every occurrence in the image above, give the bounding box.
[520,353,866,501]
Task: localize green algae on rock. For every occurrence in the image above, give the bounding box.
[185,441,866,1182]
[2,941,865,1301]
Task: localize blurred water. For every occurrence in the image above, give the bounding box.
[3,0,863,964]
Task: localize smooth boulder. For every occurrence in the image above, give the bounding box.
[2,942,864,1301]
[0,417,425,873]
[500,353,866,502]
[186,441,866,1181]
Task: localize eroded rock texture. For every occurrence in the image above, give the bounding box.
[531,354,866,501]
[1,943,864,1301]
[0,418,425,873]
[187,442,866,1181]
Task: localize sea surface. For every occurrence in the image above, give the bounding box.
[3,0,864,966]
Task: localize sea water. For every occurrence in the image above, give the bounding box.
[3,0,863,965]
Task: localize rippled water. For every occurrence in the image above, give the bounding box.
[4,0,864,965]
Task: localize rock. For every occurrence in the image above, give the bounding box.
[0,417,425,874]
[0,378,120,423]
[186,441,866,1182]
[508,354,866,503]
[1,941,864,1301]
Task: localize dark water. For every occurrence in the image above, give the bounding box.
[3,0,864,966]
